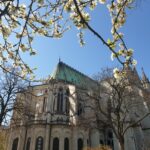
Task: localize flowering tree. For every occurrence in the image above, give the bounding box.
[0,0,137,79]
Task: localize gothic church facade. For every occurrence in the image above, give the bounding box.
[7,62,150,150]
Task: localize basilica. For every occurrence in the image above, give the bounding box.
[7,61,150,150]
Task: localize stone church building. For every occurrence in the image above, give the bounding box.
[7,61,150,150]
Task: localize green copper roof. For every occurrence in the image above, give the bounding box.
[51,61,98,89]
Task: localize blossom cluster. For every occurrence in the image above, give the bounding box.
[106,0,136,78]
[0,0,68,79]
[63,0,136,78]
[0,0,136,80]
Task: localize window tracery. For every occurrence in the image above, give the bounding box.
[35,136,43,150]
[64,138,69,150]
[57,87,63,113]
[12,138,19,150]
[26,137,31,150]
[78,138,83,150]
[53,137,59,150]
[65,89,70,114]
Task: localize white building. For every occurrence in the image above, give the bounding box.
[7,62,150,150]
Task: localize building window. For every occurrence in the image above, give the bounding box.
[57,88,63,112]
[87,139,89,146]
[100,139,104,145]
[107,140,111,146]
[65,89,70,114]
[108,131,113,138]
[26,137,31,150]
[64,138,69,150]
[35,136,43,150]
[43,97,47,112]
[78,138,83,150]
[77,103,83,116]
[12,138,19,150]
[107,131,114,150]
[53,138,59,150]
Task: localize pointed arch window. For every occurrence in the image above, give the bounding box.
[64,138,69,150]
[65,89,70,114]
[35,136,43,150]
[53,137,59,150]
[100,140,104,145]
[12,138,19,150]
[26,137,31,150]
[78,138,83,150]
[57,88,63,113]
[77,103,84,116]
[43,97,47,112]
[107,131,114,150]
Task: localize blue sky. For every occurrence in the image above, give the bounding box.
[23,1,150,80]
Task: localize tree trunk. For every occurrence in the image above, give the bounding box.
[120,142,125,150]
[119,137,125,150]
[0,115,3,126]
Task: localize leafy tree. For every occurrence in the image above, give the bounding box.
[0,0,137,78]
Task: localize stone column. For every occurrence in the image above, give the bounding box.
[30,126,36,150]
[48,90,53,113]
[18,126,26,150]
[72,128,77,150]
[60,135,64,150]
[44,125,50,150]
[84,137,87,150]
[90,129,99,148]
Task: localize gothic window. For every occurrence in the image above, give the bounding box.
[12,138,19,150]
[100,140,104,145]
[107,131,114,150]
[57,88,63,113]
[64,138,69,150]
[53,137,59,150]
[108,131,113,138]
[65,89,70,114]
[26,137,31,150]
[78,138,83,150]
[87,139,89,146]
[43,97,47,112]
[107,140,111,145]
[35,136,43,150]
[77,103,83,116]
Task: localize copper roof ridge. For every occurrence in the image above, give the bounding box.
[59,61,98,84]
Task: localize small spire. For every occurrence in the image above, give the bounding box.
[133,66,137,74]
[142,67,149,82]
[59,57,61,63]
[133,66,140,80]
